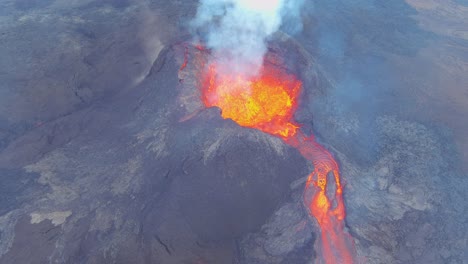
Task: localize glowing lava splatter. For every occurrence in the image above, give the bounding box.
[202,65,301,138]
[201,63,357,264]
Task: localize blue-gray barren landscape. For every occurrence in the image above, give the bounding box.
[0,0,467,263]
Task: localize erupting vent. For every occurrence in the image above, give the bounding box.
[202,64,301,138]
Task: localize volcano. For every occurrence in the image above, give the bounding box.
[1,1,467,264]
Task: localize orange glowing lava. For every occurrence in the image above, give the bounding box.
[202,65,301,138]
[199,62,357,264]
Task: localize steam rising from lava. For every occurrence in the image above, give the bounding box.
[191,0,304,77]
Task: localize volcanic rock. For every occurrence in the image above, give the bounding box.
[0,1,467,264]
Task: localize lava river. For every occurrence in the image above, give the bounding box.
[200,63,357,264]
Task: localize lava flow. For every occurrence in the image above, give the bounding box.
[201,63,357,264]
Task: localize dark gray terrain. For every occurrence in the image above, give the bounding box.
[0,0,467,263]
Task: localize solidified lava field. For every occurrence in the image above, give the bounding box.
[0,1,467,264]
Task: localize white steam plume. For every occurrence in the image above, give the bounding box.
[191,0,304,77]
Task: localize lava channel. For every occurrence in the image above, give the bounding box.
[197,61,357,263]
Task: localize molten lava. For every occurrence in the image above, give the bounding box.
[200,62,357,264]
[202,65,301,138]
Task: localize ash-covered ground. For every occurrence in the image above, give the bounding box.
[0,0,467,263]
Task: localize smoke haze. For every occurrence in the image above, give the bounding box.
[191,0,304,77]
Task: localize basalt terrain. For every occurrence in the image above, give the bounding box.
[0,0,467,264]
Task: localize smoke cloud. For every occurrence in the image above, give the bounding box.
[191,0,304,77]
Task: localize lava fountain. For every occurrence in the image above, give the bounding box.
[200,61,357,264]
